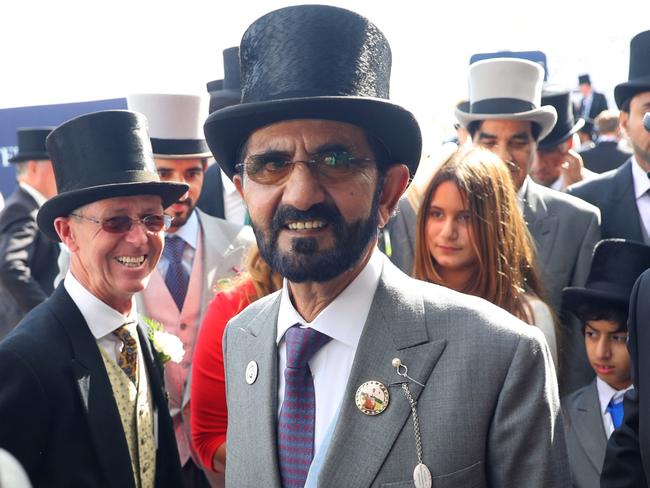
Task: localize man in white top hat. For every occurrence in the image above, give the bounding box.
[127,93,254,487]
[455,58,602,395]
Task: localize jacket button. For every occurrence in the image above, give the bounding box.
[180,323,187,330]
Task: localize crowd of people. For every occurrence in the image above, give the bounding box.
[0,4,650,488]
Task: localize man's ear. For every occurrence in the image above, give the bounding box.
[620,110,629,135]
[54,216,79,252]
[233,174,244,198]
[377,164,409,228]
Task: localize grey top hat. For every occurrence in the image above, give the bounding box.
[127,93,212,159]
[455,58,557,140]
[203,4,422,180]
[37,110,188,241]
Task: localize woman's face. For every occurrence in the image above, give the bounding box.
[425,180,478,279]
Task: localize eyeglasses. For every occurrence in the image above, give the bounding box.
[235,150,378,185]
[70,213,173,234]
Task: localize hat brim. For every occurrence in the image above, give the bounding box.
[455,102,558,141]
[37,181,188,242]
[538,118,585,150]
[8,152,51,163]
[203,96,422,180]
[614,75,650,108]
[153,151,213,159]
[562,287,629,316]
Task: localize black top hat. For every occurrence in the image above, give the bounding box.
[538,85,585,150]
[8,127,54,163]
[207,47,242,114]
[578,74,591,85]
[615,30,650,109]
[203,5,422,180]
[563,239,650,314]
[37,110,188,241]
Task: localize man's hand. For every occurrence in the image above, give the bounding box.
[561,149,585,190]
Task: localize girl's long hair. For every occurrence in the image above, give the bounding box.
[412,147,546,322]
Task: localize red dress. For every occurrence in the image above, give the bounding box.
[191,279,256,471]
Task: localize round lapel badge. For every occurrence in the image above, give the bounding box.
[355,380,389,415]
[245,361,258,385]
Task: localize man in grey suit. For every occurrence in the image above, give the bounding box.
[203,6,569,488]
[455,58,601,395]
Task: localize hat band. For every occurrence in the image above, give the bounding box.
[470,98,536,114]
[151,138,210,156]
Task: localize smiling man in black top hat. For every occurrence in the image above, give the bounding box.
[0,127,59,337]
[0,110,186,488]
[204,5,568,488]
[569,31,650,245]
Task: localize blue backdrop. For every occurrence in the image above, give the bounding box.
[0,98,127,199]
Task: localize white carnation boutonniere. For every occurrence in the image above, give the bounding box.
[141,316,185,365]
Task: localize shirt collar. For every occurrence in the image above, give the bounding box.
[630,155,650,200]
[64,271,138,340]
[596,376,633,414]
[276,247,385,348]
[19,182,47,207]
[166,209,198,249]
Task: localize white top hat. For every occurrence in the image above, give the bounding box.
[455,58,557,140]
[127,93,211,158]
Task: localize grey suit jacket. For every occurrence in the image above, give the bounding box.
[223,258,570,487]
[568,159,643,243]
[523,179,601,395]
[562,379,608,488]
[523,179,601,312]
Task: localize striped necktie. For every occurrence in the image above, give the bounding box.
[278,325,331,488]
[164,235,189,311]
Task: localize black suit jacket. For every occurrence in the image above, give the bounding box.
[580,91,609,122]
[0,186,60,332]
[581,141,631,174]
[601,270,650,487]
[568,159,644,243]
[196,163,225,219]
[0,285,183,488]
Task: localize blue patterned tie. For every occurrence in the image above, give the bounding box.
[164,235,189,311]
[278,325,331,488]
[607,399,624,429]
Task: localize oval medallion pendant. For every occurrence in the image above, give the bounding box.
[413,462,432,488]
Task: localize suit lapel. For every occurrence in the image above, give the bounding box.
[52,286,135,488]
[523,181,558,268]
[238,294,283,486]
[608,160,643,242]
[571,380,607,472]
[319,264,446,488]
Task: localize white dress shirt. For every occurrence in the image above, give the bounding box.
[516,176,530,212]
[64,271,140,362]
[596,377,633,438]
[157,209,198,277]
[276,248,384,458]
[630,156,650,240]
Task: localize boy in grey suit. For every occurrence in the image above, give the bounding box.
[561,240,650,487]
[203,5,569,487]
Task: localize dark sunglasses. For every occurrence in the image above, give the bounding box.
[70,213,172,234]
